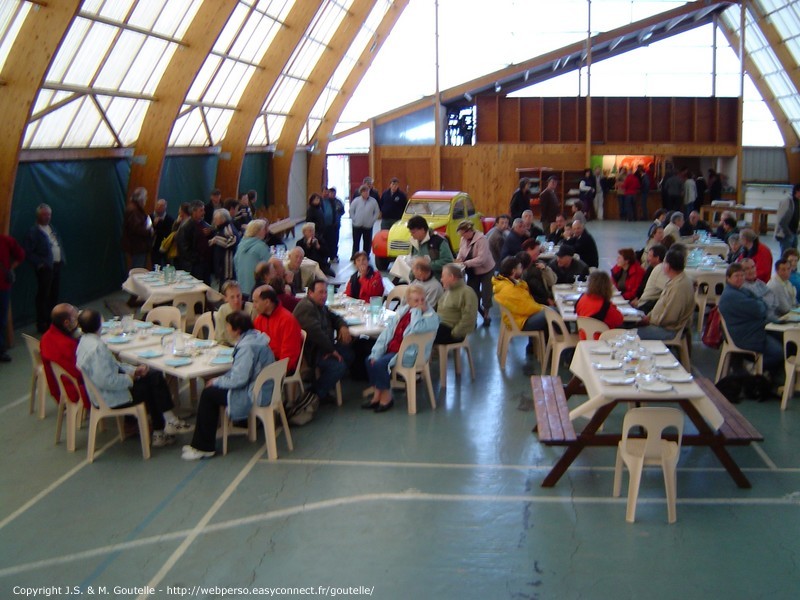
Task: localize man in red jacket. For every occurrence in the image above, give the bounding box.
[252,285,303,374]
[0,233,25,362]
[40,303,90,408]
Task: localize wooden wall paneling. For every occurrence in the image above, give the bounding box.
[519,98,542,143]
[542,98,560,142]
[696,98,715,142]
[591,97,605,143]
[673,98,694,142]
[578,98,587,141]
[498,97,520,142]
[476,96,499,143]
[560,97,578,142]
[717,98,739,144]
[441,157,463,191]
[651,98,672,142]
[629,98,649,142]
[606,98,628,142]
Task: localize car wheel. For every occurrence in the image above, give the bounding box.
[375,256,390,271]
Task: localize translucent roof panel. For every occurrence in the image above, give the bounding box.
[0,0,31,74]
[24,0,202,149]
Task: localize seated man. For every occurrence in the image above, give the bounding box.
[718,262,783,376]
[407,215,454,279]
[521,210,544,239]
[500,218,529,261]
[215,280,250,346]
[767,258,797,317]
[569,220,599,268]
[293,280,353,410]
[40,303,90,410]
[741,258,780,321]
[548,245,590,284]
[631,244,667,314]
[637,248,695,340]
[252,285,303,375]
[411,258,444,309]
[546,214,567,244]
[519,238,556,306]
[663,211,684,243]
[680,210,712,236]
[76,309,191,447]
[434,263,478,344]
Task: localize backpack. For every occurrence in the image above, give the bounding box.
[159,231,178,259]
[701,306,723,349]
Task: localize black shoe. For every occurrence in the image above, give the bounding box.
[361,400,378,409]
[374,400,394,413]
[0,353,11,363]
[482,317,491,328]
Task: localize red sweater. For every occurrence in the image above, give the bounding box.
[40,325,90,408]
[575,294,624,338]
[0,235,25,292]
[611,261,646,301]
[738,242,773,283]
[253,304,303,374]
[345,269,384,302]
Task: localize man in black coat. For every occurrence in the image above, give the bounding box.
[569,219,599,268]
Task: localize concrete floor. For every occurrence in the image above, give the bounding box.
[1,220,799,600]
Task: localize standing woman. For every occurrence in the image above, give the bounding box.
[182,311,275,460]
[233,219,272,300]
[363,284,439,412]
[455,220,495,326]
[306,194,327,247]
[208,209,239,290]
[611,247,646,300]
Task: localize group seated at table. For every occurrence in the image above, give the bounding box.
[40,303,91,411]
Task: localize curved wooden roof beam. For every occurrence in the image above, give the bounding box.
[215,1,324,212]
[0,1,81,233]
[271,0,377,213]
[749,2,800,101]
[307,0,409,193]
[126,0,239,212]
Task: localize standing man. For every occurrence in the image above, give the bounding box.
[355,177,380,202]
[593,167,605,221]
[0,233,24,362]
[176,200,212,284]
[578,169,595,221]
[486,214,510,271]
[204,189,223,227]
[775,184,800,254]
[379,177,408,231]
[349,185,380,259]
[24,203,65,333]
[325,187,345,263]
[151,198,174,268]
[538,176,560,234]
[121,187,153,269]
[683,169,697,217]
[407,215,454,279]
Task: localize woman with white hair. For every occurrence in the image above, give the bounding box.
[233,219,271,299]
[296,222,335,277]
[208,208,239,289]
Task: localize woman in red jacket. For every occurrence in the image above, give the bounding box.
[345,251,385,302]
[611,247,646,300]
[575,270,624,339]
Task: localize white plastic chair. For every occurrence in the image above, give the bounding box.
[128,268,149,276]
[436,334,475,388]
[79,368,151,463]
[172,291,205,331]
[577,316,609,341]
[598,328,628,341]
[544,309,578,376]
[51,363,84,452]
[192,311,216,340]
[23,333,48,419]
[663,326,692,371]
[612,407,684,524]
[694,272,725,332]
[385,285,408,310]
[781,329,800,411]
[221,358,292,459]
[145,306,182,330]
[496,304,546,369]
[715,312,763,382]
[283,330,307,402]
[390,331,437,414]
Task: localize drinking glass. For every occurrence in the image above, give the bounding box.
[635,354,656,382]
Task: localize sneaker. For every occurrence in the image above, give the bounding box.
[181,446,215,460]
[289,409,315,426]
[151,432,176,447]
[287,391,318,419]
[165,420,194,435]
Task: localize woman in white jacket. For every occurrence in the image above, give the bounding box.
[363,284,439,412]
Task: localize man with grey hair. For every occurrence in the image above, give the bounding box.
[122,187,153,270]
[663,211,684,242]
[726,232,744,264]
[434,263,478,344]
[24,203,65,333]
[501,218,529,260]
[741,258,780,321]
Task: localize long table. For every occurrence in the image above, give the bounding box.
[552,284,642,323]
[122,271,223,312]
[700,204,777,235]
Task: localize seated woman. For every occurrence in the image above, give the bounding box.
[611,247,645,300]
[575,271,624,339]
[783,248,800,302]
[75,309,191,448]
[215,280,252,346]
[363,284,439,413]
[296,222,334,277]
[182,311,275,460]
[345,251,384,302]
[641,225,665,267]
[492,256,549,337]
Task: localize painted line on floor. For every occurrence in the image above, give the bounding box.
[3,490,800,580]
[0,438,118,532]
[260,457,800,474]
[137,444,268,600]
[0,394,32,415]
[752,443,778,470]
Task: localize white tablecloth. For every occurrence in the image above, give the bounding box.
[553,284,642,323]
[122,272,223,312]
[569,340,724,430]
[683,237,729,259]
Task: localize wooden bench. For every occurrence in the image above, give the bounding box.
[531,376,576,445]
[269,217,304,239]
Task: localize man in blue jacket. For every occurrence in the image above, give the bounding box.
[24,204,65,333]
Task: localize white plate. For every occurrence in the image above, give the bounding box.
[637,380,673,393]
[612,297,627,305]
[600,375,635,385]
[106,335,131,344]
[136,350,163,358]
[553,284,573,290]
[164,358,192,367]
[649,347,671,355]
[660,373,693,384]
[656,360,681,369]
[590,347,612,355]
[592,360,623,370]
[174,284,194,290]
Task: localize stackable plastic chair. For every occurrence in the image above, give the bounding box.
[283,330,307,402]
[385,285,408,310]
[172,291,206,331]
[612,407,684,524]
[781,329,800,411]
[390,331,437,414]
[436,334,475,388]
[694,272,725,333]
[145,306,182,329]
[576,316,609,341]
[191,311,216,340]
[497,304,546,369]
[23,333,48,419]
[544,309,578,376]
[715,312,763,382]
[51,363,84,452]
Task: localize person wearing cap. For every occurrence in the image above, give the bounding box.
[379,177,408,230]
[407,215,454,279]
[548,245,590,284]
[539,176,560,234]
[455,220,495,326]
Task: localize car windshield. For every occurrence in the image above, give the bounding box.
[404,201,451,216]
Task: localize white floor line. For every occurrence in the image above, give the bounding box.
[137,444,268,600]
[262,457,800,474]
[0,394,32,415]
[3,490,800,580]
[0,438,118,532]
[752,443,779,470]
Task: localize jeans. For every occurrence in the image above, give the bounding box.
[314,342,353,399]
[466,270,493,314]
[116,371,174,432]
[523,310,548,333]
[352,226,373,256]
[366,352,396,390]
[763,332,784,374]
[779,234,798,255]
[637,325,677,341]
[640,193,649,221]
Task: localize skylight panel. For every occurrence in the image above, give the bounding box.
[0,1,30,74]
